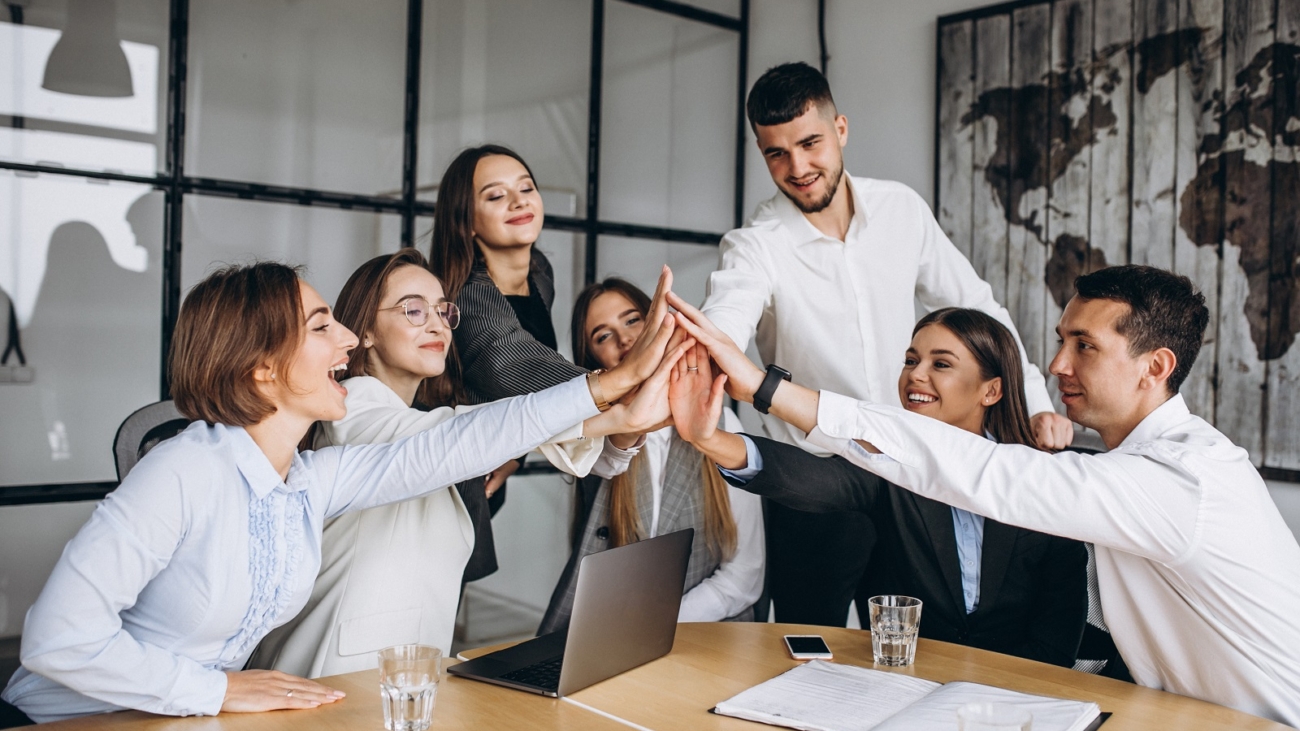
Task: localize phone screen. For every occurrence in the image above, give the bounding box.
[785,635,832,655]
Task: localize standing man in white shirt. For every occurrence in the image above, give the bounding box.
[701,62,1073,625]
[670,265,1300,726]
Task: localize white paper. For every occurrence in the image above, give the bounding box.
[872,681,1101,731]
[712,660,941,731]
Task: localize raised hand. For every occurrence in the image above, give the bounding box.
[669,343,727,445]
[616,335,694,434]
[221,669,345,713]
[665,291,764,403]
[601,266,677,401]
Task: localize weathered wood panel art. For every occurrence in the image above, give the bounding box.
[936,0,1300,469]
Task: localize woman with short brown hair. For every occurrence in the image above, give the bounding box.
[1,262,683,725]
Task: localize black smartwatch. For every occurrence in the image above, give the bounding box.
[753,364,792,414]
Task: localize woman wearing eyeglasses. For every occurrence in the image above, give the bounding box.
[247,249,646,679]
[0,261,684,725]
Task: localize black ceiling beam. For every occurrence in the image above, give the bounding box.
[615,0,742,30]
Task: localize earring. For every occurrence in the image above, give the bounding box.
[364,339,373,348]
[271,373,276,380]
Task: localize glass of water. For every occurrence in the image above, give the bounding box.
[378,644,441,731]
[868,595,922,666]
[957,702,1033,730]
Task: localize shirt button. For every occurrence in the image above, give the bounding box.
[596,526,609,540]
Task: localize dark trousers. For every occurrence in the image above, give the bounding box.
[0,699,33,729]
[766,501,877,626]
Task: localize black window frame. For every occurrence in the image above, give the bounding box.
[0,0,750,505]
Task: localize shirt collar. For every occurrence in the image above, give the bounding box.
[227,425,308,499]
[1117,393,1190,450]
[770,173,869,246]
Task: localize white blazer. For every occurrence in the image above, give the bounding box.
[248,376,602,678]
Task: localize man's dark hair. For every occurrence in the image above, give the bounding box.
[746,62,836,129]
[1073,265,1209,395]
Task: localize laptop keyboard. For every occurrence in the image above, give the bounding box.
[499,656,564,691]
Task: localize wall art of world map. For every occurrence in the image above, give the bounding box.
[935,0,1299,469]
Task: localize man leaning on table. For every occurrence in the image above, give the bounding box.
[699,61,1074,627]
[667,265,1300,726]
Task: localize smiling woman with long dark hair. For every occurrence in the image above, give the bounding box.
[670,306,1089,668]
[0,261,683,725]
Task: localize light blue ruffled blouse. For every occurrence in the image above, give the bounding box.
[2,376,596,723]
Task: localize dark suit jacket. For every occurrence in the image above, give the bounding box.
[455,249,585,404]
[743,436,1087,667]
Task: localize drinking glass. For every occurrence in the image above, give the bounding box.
[868,595,922,666]
[378,644,441,731]
[957,702,1034,730]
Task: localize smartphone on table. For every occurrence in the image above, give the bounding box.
[783,634,833,660]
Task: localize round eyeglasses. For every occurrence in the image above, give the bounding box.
[379,297,460,330]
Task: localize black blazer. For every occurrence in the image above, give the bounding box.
[742,436,1087,667]
[455,249,585,404]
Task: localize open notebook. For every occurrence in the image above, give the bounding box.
[713,660,1103,731]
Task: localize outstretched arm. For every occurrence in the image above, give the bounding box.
[666,291,829,444]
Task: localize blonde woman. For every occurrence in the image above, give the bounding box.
[539,278,764,633]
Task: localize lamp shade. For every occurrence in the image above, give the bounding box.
[41,0,134,98]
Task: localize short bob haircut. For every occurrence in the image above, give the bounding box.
[170,262,304,426]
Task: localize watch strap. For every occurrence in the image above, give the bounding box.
[753,365,792,415]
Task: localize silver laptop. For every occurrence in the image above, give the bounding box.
[448,528,693,697]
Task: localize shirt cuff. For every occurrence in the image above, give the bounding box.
[812,389,916,466]
[717,435,764,485]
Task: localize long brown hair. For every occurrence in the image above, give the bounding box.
[911,308,1039,449]
[571,278,738,562]
[332,248,466,408]
[428,144,538,304]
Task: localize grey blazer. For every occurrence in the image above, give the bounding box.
[455,249,585,404]
[538,430,756,635]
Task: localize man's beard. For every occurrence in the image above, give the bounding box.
[781,163,844,214]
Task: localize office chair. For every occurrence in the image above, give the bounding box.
[112,400,190,480]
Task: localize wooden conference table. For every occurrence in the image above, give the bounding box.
[37,623,1290,731]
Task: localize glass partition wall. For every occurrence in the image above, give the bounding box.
[0,0,749,504]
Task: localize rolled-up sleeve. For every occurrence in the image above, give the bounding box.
[702,233,772,351]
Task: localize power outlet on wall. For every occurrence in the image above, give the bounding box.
[0,366,34,383]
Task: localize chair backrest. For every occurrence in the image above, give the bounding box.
[113,400,190,481]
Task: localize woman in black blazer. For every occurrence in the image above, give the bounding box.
[426,145,671,579]
[671,307,1088,667]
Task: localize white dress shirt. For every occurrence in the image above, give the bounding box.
[250,376,604,678]
[702,176,1054,452]
[1,376,597,723]
[809,390,1300,725]
[593,410,765,622]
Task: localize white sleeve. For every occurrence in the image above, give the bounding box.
[18,459,228,717]
[909,194,1055,417]
[701,233,772,350]
[808,390,1201,564]
[678,486,766,622]
[589,435,644,480]
[330,387,603,478]
[316,376,599,517]
[678,410,766,622]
